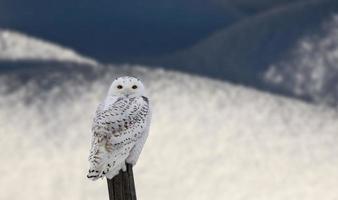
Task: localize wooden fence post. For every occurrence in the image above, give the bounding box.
[106,163,137,200]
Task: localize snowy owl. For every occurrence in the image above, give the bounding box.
[87,76,151,180]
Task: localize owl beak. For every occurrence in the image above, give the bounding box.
[125,92,132,97]
[124,89,133,97]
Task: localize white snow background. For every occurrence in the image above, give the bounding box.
[0,30,338,200]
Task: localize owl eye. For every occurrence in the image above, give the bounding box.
[132,85,138,89]
[117,85,123,89]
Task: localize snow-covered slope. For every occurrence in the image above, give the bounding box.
[1,30,338,200]
[264,15,338,106]
[0,30,96,65]
[1,66,338,200]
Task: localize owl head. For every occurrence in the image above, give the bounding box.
[108,76,146,98]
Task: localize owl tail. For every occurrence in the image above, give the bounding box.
[87,144,108,181]
[87,156,125,180]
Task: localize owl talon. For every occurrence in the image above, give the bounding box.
[121,163,127,172]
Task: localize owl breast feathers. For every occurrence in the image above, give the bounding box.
[87,96,151,180]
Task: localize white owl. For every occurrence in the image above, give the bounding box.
[87,76,151,180]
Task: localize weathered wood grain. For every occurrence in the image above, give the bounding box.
[107,164,137,200]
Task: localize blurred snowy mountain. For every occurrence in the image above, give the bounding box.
[0,0,313,61]
[142,0,338,105]
[0,0,238,61]
[1,29,338,200]
[1,0,338,106]
[148,0,337,77]
[0,30,96,65]
[264,15,338,106]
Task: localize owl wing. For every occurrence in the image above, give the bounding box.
[126,101,152,165]
[87,96,150,180]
